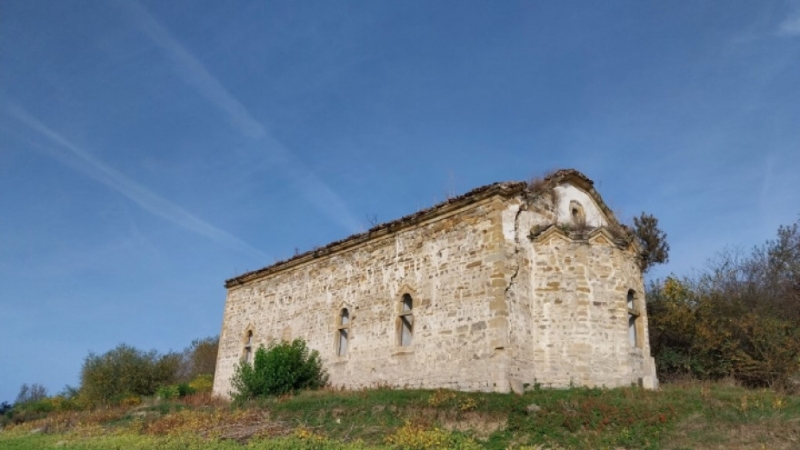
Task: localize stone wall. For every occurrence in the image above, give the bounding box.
[213,174,659,398]
[498,183,657,391]
[213,195,516,397]
[526,231,653,387]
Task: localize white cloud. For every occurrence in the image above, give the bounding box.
[6,104,268,259]
[778,10,800,36]
[123,1,361,234]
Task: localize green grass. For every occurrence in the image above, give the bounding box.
[2,382,798,449]
[0,433,378,450]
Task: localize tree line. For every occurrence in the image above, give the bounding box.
[3,336,219,423]
[647,219,800,389]
[4,214,798,422]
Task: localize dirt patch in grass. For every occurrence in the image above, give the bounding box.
[214,420,293,444]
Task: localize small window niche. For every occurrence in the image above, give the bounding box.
[243,330,254,364]
[336,308,350,356]
[627,290,641,348]
[569,200,586,228]
[398,294,414,347]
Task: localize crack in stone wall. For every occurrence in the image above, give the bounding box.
[504,202,526,297]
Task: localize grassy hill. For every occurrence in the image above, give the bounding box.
[1,381,798,449]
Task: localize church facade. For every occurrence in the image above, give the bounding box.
[213,170,658,397]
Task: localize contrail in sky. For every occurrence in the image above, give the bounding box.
[124,0,362,234]
[6,104,268,260]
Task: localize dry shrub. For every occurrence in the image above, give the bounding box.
[292,427,327,444]
[143,409,217,436]
[426,390,456,407]
[177,391,227,408]
[524,172,563,233]
[527,170,558,193]
[571,216,589,233]
[188,374,214,393]
[649,276,800,388]
[4,405,130,435]
[77,406,129,426]
[142,408,268,439]
[458,396,477,412]
[606,221,632,243]
[120,396,141,407]
[3,411,72,434]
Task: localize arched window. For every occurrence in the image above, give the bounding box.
[337,308,350,356]
[398,294,413,346]
[627,290,640,347]
[243,330,254,363]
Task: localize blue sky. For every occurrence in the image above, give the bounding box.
[1,1,798,403]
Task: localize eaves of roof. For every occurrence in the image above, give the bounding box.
[225,180,528,288]
[224,169,609,288]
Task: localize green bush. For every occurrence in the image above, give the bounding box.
[156,385,180,400]
[1,396,83,426]
[12,397,70,414]
[157,383,196,400]
[79,344,181,406]
[231,339,328,401]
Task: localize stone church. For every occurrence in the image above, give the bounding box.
[212,169,658,397]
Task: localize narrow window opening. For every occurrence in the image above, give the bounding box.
[337,308,350,356]
[398,294,414,347]
[627,290,640,347]
[243,330,253,363]
[628,315,637,346]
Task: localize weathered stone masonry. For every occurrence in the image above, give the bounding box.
[213,170,658,397]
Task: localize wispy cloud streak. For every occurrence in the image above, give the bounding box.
[6,104,268,259]
[778,5,800,36]
[124,1,361,233]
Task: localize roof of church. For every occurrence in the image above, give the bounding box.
[225,169,598,288]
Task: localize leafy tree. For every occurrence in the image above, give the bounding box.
[633,212,670,273]
[746,221,800,321]
[58,385,80,400]
[647,219,800,388]
[178,336,219,382]
[647,277,735,380]
[14,383,47,405]
[79,344,179,406]
[0,401,13,415]
[231,338,328,401]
